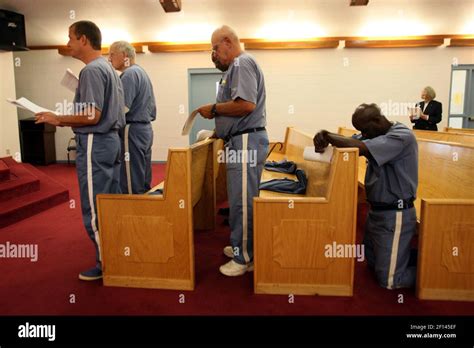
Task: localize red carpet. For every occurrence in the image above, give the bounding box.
[0,157,69,228]
[0,163,473,315]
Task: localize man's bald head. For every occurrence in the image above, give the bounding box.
[212,25,240,45]
[352,103,392,139]
[211,25,242,71]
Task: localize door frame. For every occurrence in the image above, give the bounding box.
[448,64,473,128]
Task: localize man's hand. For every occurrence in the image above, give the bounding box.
[420,113,429,121]
[198,104,214,119]
[313,130,330,153]
[35,112,60,126]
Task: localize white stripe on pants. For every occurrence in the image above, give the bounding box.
[242,133,250,264]
[124,124,132,194]
[387,211,402,289]
[86,134,101,262]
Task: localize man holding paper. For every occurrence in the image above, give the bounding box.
[196,25,268,277]
[35,20,125,281]
[109,41,156,194]
[313,103,418,290]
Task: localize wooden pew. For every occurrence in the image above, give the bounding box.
[254,127,359,296]
[444,127,474,135]
[96,138,217,290]
[337,127,474,301]
[416,140,474,301]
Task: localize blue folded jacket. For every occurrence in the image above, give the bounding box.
[259,169,307,194]
[264,159,297,174]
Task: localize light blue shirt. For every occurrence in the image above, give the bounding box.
[215,52,266,139]
[73,57,125,134]
[363,122,418,204]
[121,64,156,123]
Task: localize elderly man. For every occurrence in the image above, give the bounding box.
[313,103,418,289]
[35,21,125,281]
[109,41,156,194]
[197,25,268,276]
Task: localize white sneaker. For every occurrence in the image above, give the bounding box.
[219,260,254,276]
[223,246,234,258]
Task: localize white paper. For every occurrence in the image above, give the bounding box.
[60,68,79,93]
[182,109,199,136]
[196,129,214,141]
[303,146,334,163]
[7,97,57,115]
[408,106,421,119]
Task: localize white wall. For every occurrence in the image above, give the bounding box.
[12,45,474,161]
[0,51,20,160]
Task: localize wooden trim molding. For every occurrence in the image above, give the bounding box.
[244,40,339,50]
[345,38,444,48]
[449,38,474,47]
[25,34,474,54]
[148,42,211,52]
[57,45,143,56]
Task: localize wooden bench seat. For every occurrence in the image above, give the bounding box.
[96,138,217,291]
[444,127,474,135]
[254,127,359,296]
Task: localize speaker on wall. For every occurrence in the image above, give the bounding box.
[0,9,28,51]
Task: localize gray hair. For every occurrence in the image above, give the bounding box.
[423,86,436,100]
[110,40,136,60]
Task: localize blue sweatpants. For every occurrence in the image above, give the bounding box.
[120,122,153,194]
[225,130,269,265]
[363,207,417,289]
[75,131,122,268]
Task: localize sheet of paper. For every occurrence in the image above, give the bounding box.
[182,109,199,136]
[60,68,79,93]
[196,129,214,141]
[303,145,334,163]
[408,106,421,119]
[7,97,57,115]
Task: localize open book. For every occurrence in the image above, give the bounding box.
[408,106,421,119]
[7,97,57,115]
[60,68,79,93]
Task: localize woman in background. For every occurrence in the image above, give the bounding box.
[410,86,442,131]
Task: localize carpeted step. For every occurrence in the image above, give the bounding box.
[0,163,69,229]
[0,174,40,201]
[0,160,10,182]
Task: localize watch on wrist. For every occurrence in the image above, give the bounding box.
[211,104,218,117]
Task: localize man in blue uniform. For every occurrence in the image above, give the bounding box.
[198,25,269,276]
[313,103,418,289]
[109,41,156,194]
[35,21,125,281]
